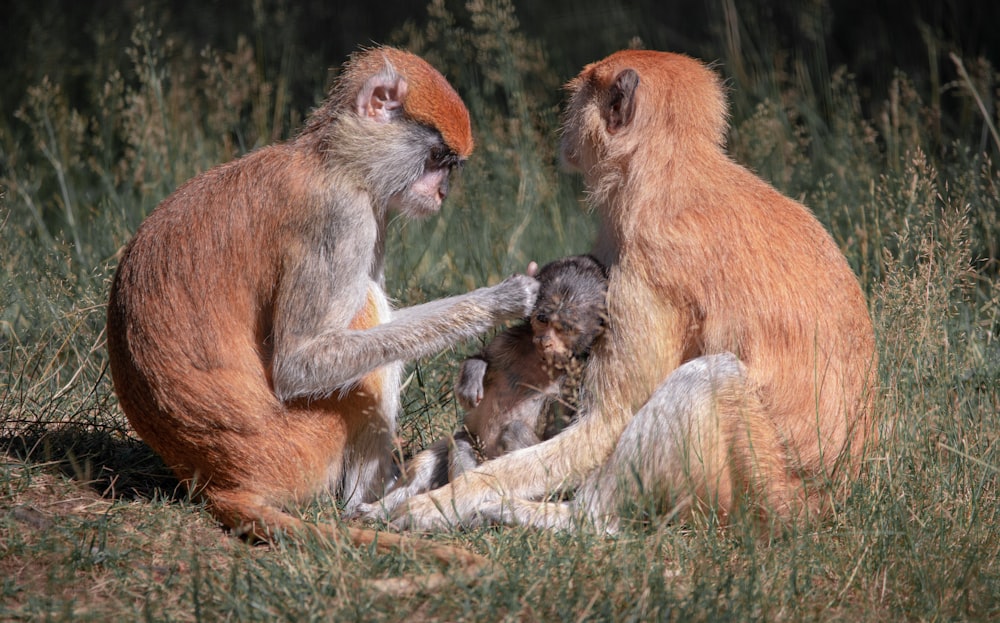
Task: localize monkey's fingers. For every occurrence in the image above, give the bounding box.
[388,488,481,532]
[490,274,540,320]
[346,501,391,522]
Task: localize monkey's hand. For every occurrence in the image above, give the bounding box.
[455,357,488,410]
[389,474,501,531]
[487,273,539,321]
[350,501,390,523]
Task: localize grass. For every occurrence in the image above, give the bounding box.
[2,0,1000,620]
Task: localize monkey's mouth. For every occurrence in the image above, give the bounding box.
[540,349,573,369]
[413,168,450,208]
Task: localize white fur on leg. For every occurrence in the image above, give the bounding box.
[571,352,746,528]
[389,354,746,531]
[352,438,450,520]
[466,353,747,532]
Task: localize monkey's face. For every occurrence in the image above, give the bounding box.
[388,162,460,218]
[530,256,608,371]
[531,303,605,371]
[345,48,472,219]
[531,312,574,368]
[385,133,465,218]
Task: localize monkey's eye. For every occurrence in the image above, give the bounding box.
[533,313,549,325]
[429,145,462,171]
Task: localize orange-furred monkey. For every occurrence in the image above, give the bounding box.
[385,50,877,532]
[106,46,538,565]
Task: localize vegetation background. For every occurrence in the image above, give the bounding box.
[2,0,998,620]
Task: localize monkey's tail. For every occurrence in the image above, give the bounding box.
[208,490,488,595]
[343,525,488,593]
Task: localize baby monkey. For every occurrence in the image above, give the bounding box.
[358,255,608,514]
[456,254,609,459]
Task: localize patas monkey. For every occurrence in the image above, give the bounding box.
[106,46,538,566]
[356,255,607,513]
[387,50,878,532]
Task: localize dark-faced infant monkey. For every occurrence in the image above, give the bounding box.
[356,255,608,514]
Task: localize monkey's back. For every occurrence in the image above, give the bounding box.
[605,160,876,485]
[105,140,385,500]
[573,50,877,489]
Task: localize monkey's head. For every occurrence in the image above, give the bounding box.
[530,255,609,370]
[559,50,727,186]
[317,47,474,218]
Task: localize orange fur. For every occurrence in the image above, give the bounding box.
[105,47,501,585]
[391,50,878,531]
[573,52,877,517]
[337,47,473,158]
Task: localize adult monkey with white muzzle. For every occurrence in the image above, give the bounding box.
[106,47,538,566]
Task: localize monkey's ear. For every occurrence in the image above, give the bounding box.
[605,69,639,134]
[356,72,409,123]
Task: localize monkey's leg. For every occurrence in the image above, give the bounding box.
[389,401,631,531]
[352,439,452,520]
[447,434,479,481]
[476,353,756,532]
[474,496,579,531]
[356,430,482,522]
[570,352,757,527]
[497,421,542,454]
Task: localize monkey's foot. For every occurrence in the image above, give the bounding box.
[348,502,392,523]
[389,486,496,532]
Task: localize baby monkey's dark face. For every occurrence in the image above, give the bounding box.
[530,289,607,370]
[531,255,608,372]
[529,255,609,373]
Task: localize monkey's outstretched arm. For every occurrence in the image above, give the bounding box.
[272,275,538,402]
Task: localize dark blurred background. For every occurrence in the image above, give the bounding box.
[3,0,997,131]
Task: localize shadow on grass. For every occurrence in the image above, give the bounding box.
[1,425,181,502]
